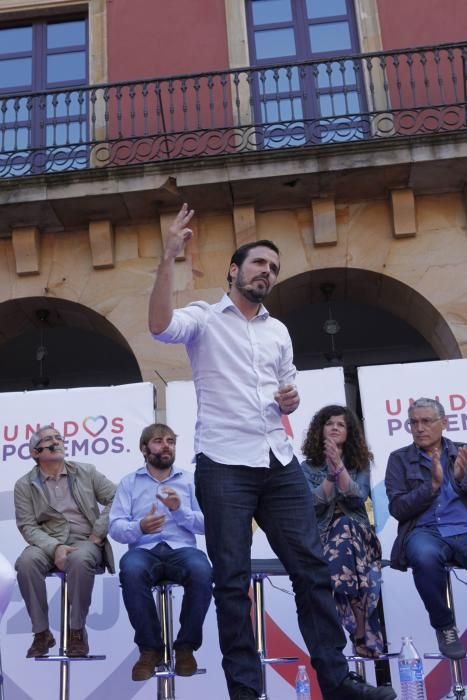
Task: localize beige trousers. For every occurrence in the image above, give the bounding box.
[16,539,103,632]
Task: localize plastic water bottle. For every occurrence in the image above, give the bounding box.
[398,636,426,700]
[295,664,311,700]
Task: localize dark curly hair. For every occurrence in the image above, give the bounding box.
[301,404,373,472]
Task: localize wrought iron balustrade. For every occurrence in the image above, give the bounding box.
[0,42,466,179]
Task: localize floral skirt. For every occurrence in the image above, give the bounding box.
[321,513,384,654]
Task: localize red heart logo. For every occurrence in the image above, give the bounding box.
[83,415,108,437]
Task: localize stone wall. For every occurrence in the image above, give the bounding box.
[1,191,466,407]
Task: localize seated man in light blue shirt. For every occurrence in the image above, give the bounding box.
[109,423,212,682]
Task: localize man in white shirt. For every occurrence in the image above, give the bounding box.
[148,204,396,700]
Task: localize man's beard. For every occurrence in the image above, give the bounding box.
[147,452,175,470]
[234,272,269,303]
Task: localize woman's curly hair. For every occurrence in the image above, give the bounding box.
[301,404,373,472]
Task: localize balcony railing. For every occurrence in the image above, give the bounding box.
[0,42,466,179]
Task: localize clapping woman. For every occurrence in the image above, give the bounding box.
[301,405,383,658]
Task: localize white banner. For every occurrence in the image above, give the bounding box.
[167,367,347,700]
[358,359,467,699]
[0,382,161,700]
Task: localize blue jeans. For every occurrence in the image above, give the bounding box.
[119,542,212,651]
[195,452,348,698]
[405,527,467,629]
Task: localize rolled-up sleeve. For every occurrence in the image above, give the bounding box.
[151,302,208,345]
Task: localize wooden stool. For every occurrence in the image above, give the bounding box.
[152,581,206,700]
[423,565,467,700]
[251,559,298,700]
[35,571,105,700]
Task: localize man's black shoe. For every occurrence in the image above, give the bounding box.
[326,672,396,699]
[436,625,466,660]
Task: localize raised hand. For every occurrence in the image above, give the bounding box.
[149,203,195,335]
[164,203,195,260]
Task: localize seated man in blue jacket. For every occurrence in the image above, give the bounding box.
[385,397,467,660]
[109,422,212,682]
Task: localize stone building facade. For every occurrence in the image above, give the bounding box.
[0,0,466,411]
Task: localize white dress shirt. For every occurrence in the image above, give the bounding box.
[153,294,296,467]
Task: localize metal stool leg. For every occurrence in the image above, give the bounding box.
[445,571,465,700]
[354,659,367,680]
[253,575,268,700]
[36,570,105,700]
[425,568,467,700]
[59,574,70,700]
[156,585,175,700]
[252,573,298,700]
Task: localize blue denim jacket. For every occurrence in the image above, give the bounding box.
[300,460,371,535]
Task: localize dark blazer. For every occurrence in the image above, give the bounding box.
[385,438,467,571]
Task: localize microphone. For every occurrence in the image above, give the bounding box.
[36,444,58,453]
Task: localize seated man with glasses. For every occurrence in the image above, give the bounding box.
[14,425,116,658]
[385,397,467,659]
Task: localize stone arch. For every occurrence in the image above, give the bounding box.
[266,267,461,370]
[0,296,142,392]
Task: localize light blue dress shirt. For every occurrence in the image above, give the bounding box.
[153,293,296,468]
[108,466,204,550]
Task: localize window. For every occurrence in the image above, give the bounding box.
[246,0,367,147]
[0,16,88,175]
